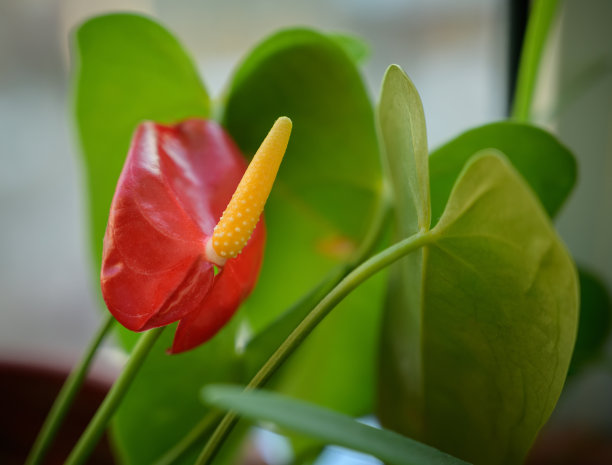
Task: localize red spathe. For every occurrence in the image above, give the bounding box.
[101,119,265,353]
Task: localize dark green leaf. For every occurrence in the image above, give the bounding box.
[429,121,577,223]
[568,268,612,376]
[203,385,470,465]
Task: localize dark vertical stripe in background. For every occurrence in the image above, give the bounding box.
[508,0,530,115]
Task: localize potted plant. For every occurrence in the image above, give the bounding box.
[21,2,612,464]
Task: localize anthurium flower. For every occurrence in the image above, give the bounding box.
[101,117,292,353]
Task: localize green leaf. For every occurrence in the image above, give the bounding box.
[223,28,384,415]
[328,33,370,64]
[376,65,431,436]
[73,14,230,465]
[223,27,382,330]
[377,70,579,463]
[378,64,430,233]
[241,267,347,379]
[380,151,578,464]
[568,268,612,376]
[203,385,470,465]
[429,121,577,223]
[74,13,210,270]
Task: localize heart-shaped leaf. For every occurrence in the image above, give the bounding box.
[381,151,578,463]
[223,27,382,330]
[376,65,577,465]
[223,28,385,416]
[419,152,577,463]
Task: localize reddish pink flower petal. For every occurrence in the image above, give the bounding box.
[170,219,266,354]
[101,119,263,342]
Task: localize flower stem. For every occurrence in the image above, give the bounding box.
[64,326,165,465]
[511,0,561,121]
[152,410,223,465]
[25,313,115,465]
[194,230,434,465]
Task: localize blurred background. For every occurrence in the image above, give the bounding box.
[1,0,611,463]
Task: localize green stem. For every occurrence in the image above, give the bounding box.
[25,314,115,465]
[195,230,433,465]
[64,326,165,465]
[349,184,393,266]
[152,410,223,465]
[511,0,561,121]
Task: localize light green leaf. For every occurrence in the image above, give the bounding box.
[377,64,430,233]
[223,28,384,416]
[203,385,470,465]
[381,151,578,464]
[376,65,430,433]
[429,121,576,222]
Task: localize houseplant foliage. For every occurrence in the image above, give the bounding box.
[377,66,577,465]
[28,2,612,464]
[73,13,385,465]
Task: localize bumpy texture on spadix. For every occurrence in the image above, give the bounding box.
[101,118,285,353]
[206,117,292,265]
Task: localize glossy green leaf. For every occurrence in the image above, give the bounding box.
[568,268,612,376]
[429,121,577,223]
[223,28,384,415]
[203,385,470,465]
[380,151,578,464]
[73,14,232,465]
[223,27,382,330]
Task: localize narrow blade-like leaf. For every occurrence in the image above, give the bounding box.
[203,385,470,465]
